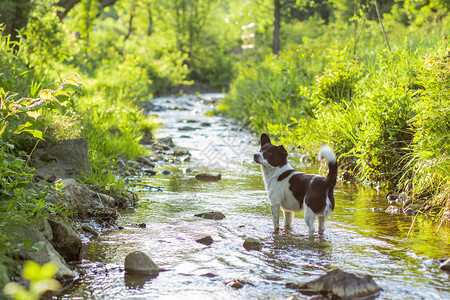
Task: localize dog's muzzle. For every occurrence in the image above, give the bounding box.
[253,154,261,164]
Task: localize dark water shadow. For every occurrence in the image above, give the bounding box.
[124,272,159,290]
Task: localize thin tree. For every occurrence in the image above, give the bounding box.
[273,0,281,55]
[374,0,391,51]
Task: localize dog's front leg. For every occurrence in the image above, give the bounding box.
[283,210,294,230]
[271,203,281,233]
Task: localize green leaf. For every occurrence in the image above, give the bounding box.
[32,241,45,252]
[22,260,42,281]
[39,89,53,100]
[38,262,58,279]
[23,239,33,249]
[23,129,43,139]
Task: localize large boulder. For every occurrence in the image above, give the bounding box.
[16,225,75,279]
[32,138,90,180]
[47,218,82,261]
[124,251,160,276]
[288,269,381,298]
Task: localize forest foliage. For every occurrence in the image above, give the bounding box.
[0,0,449,290]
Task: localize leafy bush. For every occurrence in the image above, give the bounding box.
[399,43,450,211]
[313,47,361,105]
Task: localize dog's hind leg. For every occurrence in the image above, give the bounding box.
[318,216,326,234]
[271,203,281,232]
[283,210,294,230]
[304,206,316,237]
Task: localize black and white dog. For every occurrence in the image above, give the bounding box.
[254,133,338,237]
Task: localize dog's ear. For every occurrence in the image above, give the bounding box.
[277,145,288,157]
[260,133,271,146]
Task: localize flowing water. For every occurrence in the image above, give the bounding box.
[59,94,449,299]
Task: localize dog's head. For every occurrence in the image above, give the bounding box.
[253,133,288,168]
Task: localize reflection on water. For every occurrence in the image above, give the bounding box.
[57,95,449,299]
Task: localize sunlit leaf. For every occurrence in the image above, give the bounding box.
[39,262,58,279]
[23,129,44,139]
[3,282,28,299]
[39,89,53,100]
[22,260,41,281]
[30,278,62,297]
[26,110,41,119]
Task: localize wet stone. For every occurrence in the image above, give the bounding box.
[81,224,99,237]
[226,279,254,289]
[200,273,218,278]
[178,126,197,131]
[195,172,221,182]
[288,269,382,298]
[385,205,399,214]
[161,170,172,176]
[194,211,225,220]
[440,258,450,272]
[137,156,156,168]
[127,160,140,169]
[196,236,214,246]
[124,251,159,276]
[142,168,157,176]
[243,238,263,251]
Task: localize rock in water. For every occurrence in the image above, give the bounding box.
[296,269,381,298]
[440,258,450,272]
[196,236,214,246]
[243,238,262,251]
[226,279,254,289]
[194,211,225,220]
[195,172,221,182]
[125,251,160,276]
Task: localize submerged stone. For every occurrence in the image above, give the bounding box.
[195,172,222,182]
[194,211,225,220]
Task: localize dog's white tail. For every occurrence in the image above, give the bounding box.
[318,145,336,164]
[319,145,338,188]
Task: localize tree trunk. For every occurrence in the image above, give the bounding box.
[273,0,281,55]
[124,0,136,41]
[147,4,153,36]
[374,0,391,51]
[56,0,119,19]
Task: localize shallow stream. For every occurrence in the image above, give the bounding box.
[59,94,449,299]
